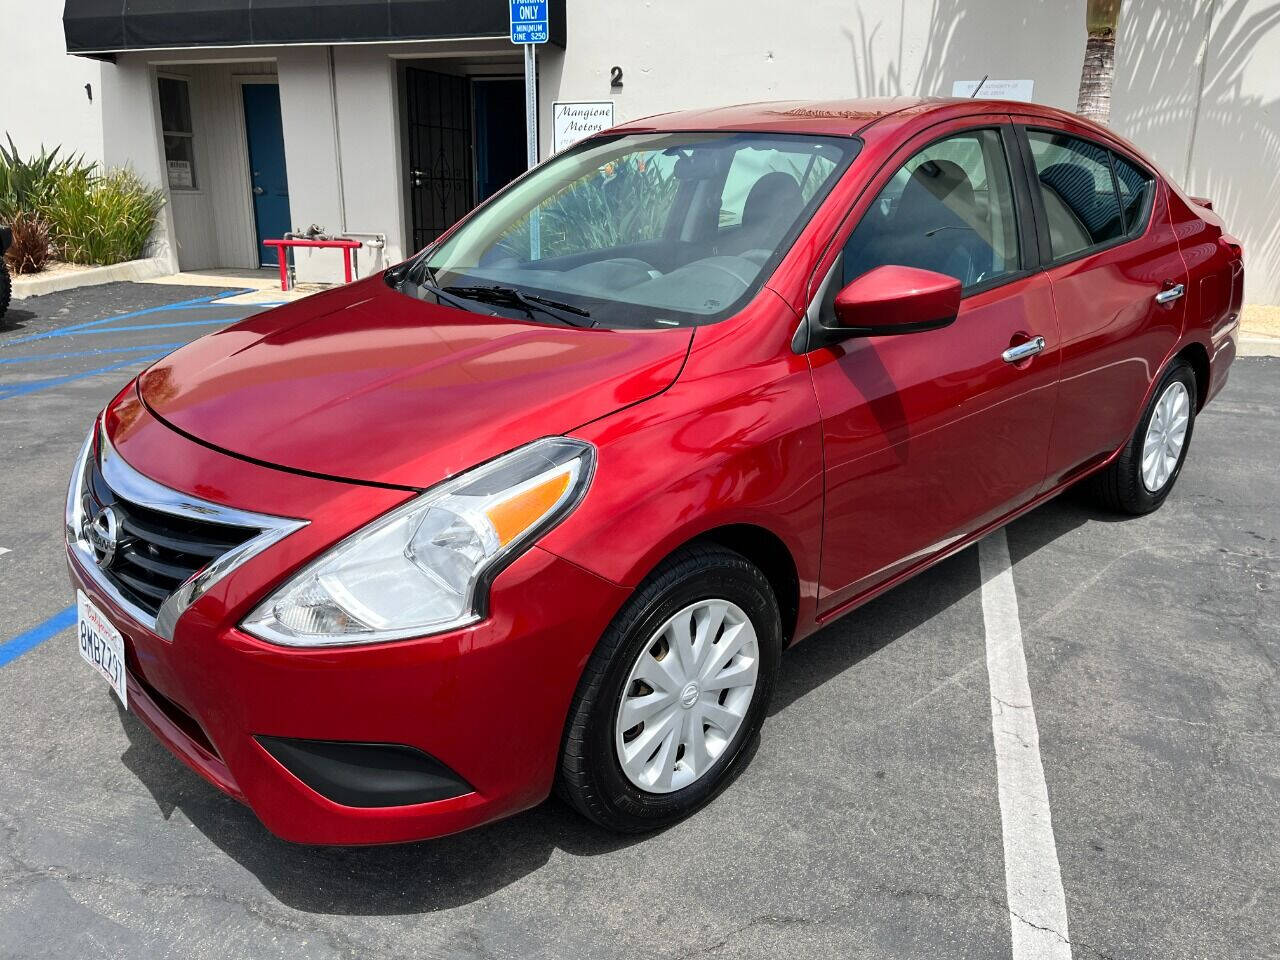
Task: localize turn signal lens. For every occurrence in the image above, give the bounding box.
[485,470,572,546]
[242,438,594,647]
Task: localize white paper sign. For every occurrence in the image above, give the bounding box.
[553,101,616,153]
[951,79,1035,102]
[167,159,193,189]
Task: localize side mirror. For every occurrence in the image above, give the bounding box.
[832,265,962,337]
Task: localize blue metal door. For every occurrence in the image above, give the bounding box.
[242,83,291,267]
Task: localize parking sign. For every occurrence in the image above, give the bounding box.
[510,0,549,44]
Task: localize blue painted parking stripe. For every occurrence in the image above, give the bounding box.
[0,342,185,366]
[0,289,251,346]
[0,606,75,668]
[38,318,238,337]
[0,353,169,400]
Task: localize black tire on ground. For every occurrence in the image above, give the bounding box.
[1086,359,1198,515]
[557,543,782,833]
[0,260,10,321]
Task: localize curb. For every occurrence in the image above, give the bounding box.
[1239,335,1280,358]
[11,258,171,300]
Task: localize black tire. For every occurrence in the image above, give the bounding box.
[557,543,782,833]
[1086,359,1197,515]
[0,259,10,321]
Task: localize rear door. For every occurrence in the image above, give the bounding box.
[808,118,1060,614]
[1012,118,1187,489]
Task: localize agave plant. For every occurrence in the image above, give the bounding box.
[0,135,94,223]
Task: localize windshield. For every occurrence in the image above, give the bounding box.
[395,131,859,328]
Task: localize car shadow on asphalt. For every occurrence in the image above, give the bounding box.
[110,494,1116,916]
[0,306,37,333]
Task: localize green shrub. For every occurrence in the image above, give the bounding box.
[45,167,165,266]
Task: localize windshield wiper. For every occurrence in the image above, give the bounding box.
[442,285,593,328]
[415,281,487,313]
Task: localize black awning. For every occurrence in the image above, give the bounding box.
[64,0,566,57]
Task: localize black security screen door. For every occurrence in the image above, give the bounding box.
[406,68,474,251]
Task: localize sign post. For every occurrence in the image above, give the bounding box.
[510,0,549,170]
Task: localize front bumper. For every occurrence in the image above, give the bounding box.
[68,392,630,845]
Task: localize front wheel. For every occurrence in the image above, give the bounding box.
[1087,359,1197,514]
[558,544,782,833]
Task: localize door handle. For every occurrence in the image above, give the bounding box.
[1002,336,1046,364]
[252,186,264,196]
[1154,283,1185,305]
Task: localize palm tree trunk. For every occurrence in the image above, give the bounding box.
[1077,33,1116,123]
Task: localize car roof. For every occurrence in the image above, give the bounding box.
[610,96,1110,143]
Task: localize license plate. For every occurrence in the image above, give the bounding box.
[77,590,128,709]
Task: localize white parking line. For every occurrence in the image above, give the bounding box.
[979,529,1072,960]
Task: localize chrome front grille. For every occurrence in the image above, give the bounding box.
[84,455,255,618]
[67,422,307,639]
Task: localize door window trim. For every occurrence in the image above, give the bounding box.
[1014,124,1157,270]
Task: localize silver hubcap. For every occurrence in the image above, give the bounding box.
[614,599,760,794]
[1142,380,1190,492]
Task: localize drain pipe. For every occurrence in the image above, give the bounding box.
[327,45,348,234]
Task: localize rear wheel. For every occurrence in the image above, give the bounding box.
[558,544,781,832]
[1087,359,1197,514]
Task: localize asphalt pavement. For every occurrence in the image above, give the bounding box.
[0,282,1276,959]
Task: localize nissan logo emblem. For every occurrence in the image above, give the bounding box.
[86,505,121,567]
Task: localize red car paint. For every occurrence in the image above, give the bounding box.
[68,98,1240,844]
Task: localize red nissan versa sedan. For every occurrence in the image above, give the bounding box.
[67,98,1242,844]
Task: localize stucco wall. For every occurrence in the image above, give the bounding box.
[0,0,104,163]
[1111,0,1280,305]
[538,0,1088,148]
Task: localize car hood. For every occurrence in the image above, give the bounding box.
[138,278,693,489]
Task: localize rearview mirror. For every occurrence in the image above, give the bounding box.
[832,265,962,337]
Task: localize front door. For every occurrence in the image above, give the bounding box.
[810,121,1060,613]
[242,83,291,267]
[405,68,474,251]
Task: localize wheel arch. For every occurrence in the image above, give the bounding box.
[1173,340,1211,411]
[686,523,801,645]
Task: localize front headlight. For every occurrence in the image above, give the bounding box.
[241,437,595,647]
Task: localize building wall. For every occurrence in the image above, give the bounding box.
[0,0,104,162]
[1111,0,1280,305]
[99,59,177,270]
[538,0,1089,149]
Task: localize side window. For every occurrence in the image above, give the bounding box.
[1025,130,1125,258]
[842,129,1020,290]
[1111,152,1155,236]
